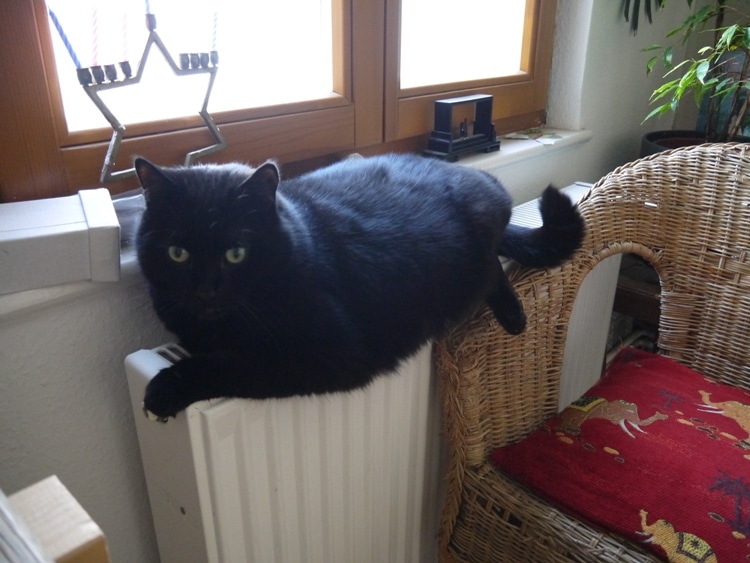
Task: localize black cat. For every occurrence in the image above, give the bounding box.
[135,154,584,418]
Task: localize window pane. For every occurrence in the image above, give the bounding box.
[47,0,333,133]
[399,0,526,89]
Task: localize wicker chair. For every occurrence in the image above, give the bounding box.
[434,143,750,562]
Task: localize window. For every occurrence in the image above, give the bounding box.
[399,0,526,89]
[0,0,556,202]
[48,0,335,132]
[386,0,556,141]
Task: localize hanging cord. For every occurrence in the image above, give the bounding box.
[47,6,81,68]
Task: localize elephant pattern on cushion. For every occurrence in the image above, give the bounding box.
[638,510,717,563]
[491,347,750,562]
[556,396,668,439]
[698,390,750,447]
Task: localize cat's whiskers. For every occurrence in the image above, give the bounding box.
[155,293,181,311]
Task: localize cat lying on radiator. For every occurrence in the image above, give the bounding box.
[135,153,584,418]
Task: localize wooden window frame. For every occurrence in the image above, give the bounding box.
[0,0,556,202]
[384,0,556,141]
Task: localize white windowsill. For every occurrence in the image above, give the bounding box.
[460,128,594,172]
[0,127,593,320]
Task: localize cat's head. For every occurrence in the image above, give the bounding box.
[135,157,281,321]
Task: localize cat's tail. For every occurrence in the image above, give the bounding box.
[497,186,585,268]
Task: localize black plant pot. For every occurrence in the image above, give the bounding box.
[641,130,750,158]
[640,130,707,157]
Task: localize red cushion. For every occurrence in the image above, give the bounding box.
[491,347,750,561]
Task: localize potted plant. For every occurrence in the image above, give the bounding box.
[626,0,750,153]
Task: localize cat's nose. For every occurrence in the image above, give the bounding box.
[195,273,221,303]
[196,288,218,303]
[194,288,226,319]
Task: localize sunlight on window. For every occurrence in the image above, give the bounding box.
[47,0,333,133]
[399,0,526,89]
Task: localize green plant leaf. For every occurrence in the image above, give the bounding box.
[668,5,713,40]
[663,46,674,69]
[690,5,716,26]
[693,83,706,105]
[631,0,641,34]
[696,60,710,83]
[650,77,681,102]
[662,58,692,78]
[643,102,674,123]
[626,0,685,35]
[717,25,740,50]
[715,81,739,98]
[714,77,734,96]
[636,0,750,138]
[677,65,698,90]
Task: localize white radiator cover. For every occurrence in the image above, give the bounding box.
[126,343,443,563]
[125,181,619,563]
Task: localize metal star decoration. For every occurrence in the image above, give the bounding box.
[72,12,226,182]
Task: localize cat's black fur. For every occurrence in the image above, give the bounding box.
[135,154,584,417]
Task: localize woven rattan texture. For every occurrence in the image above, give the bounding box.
[434,143,750,562]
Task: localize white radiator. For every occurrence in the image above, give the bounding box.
[125,343,443,563]
[125,181,618,563]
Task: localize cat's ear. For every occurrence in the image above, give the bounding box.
[238,161,280,210]
[134,157,177,204]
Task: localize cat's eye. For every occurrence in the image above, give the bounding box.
[168,246,190,263]
[225,246,247,264]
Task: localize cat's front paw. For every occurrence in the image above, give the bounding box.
[499,310,527,335]
[143,366,191,419]
[488,300,527,335]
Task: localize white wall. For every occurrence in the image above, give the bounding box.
[463,1,695,210]
[0,271,170,562]
[0,4,696,562]
[541,1,694,185]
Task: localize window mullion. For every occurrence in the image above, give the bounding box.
[352,0,387,147]
[382,0,401,143]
